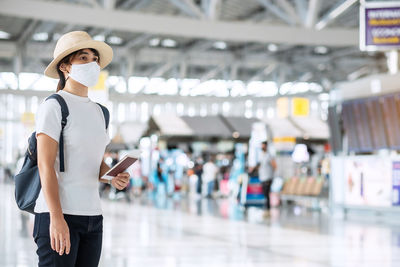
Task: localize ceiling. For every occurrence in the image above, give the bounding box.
[0,0,389,96]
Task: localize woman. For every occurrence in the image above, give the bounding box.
[34,31,130,266]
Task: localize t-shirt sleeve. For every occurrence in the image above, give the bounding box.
[35,99,62,143]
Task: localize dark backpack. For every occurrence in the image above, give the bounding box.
[14,93,110,214]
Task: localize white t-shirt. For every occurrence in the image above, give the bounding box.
[259,151,274,182]
[34,90,110,215]
[202,162,218,183]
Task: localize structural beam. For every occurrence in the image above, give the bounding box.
[315,0,358,30]
[294,0,308,26]
[249,63,277,82]
[146,40,213,78]
[256,0,296,25]
[148,60,177,77]
[131,0,153,10]
[0,0,358,46]
[84,0,102,8]
[305,0,320,28]
[0,40,379,80]
[117,0,152,10]
[201,0,220,20]
[168,0,205,19]
[276,0,302,25]
[230,62,239,81]
[0,88,320,104]
[103,0,116,10]
[116,0,136,9]
[119,33,152,54]
[18,20,41,45]
[199,63,226,82]
[0,41,268,69]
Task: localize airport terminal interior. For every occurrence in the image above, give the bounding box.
[2,0,400,266]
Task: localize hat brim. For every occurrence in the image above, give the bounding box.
[44,40,113,79]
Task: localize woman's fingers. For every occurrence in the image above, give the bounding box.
[54,234,60,253]
[51,235,55,251]
[111,172,130,189]
[117,172,129,178]
[112,178,121,189]
[113,176,129,189]
[59,233,64,255]
[50,220,70,255]
[57,233,70,256]
[115,179,125,189]
[65,233,71,255]
[48,217,72,257]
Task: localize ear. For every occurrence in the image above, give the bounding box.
[59,63,71,79]
[59,63,70,74]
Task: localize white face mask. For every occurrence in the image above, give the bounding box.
[68,61,100,87]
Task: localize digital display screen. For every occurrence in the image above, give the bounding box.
[342,103,360,152]
[381,95,400,149]
[342,93,400,152]
[353,101,373,151]
[365,98,387,149]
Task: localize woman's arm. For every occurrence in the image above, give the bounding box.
[37,133,70,256]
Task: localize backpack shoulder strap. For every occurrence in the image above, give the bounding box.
[96,103,110,130]
[46,94,69,128]
[45,94,69,172]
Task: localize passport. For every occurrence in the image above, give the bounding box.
[102,155,138,180]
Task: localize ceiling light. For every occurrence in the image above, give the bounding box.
[93,35,105,42]
[267,44,278,52]
[213,41,227,50]
[32,32,48,41]
[161,39,177,48]
[318,93,330,101]
[314,46,328,54]
[107,36,123,45]
[149,38,160,46]
[0,30,10,39]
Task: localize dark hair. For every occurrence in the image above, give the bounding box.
[262,141,268,146]
[56,48,100,92]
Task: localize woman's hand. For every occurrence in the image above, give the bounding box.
[111,172,130,190]
[50,215,70,256]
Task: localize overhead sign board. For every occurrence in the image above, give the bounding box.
[360,1,400,51]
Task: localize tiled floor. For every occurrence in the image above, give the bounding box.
[2,181,400,267]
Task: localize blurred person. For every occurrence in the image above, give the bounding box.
[321,156,330,180]
[4,166,13,183]
[34,31,129,267]
[202,155,218,198]
[194,160,203,195]
[130,158,143,196]
[156,158,167,196]
[259,141,277,216]
[219,166,230,197]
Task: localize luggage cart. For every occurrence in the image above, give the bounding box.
[240,175,265,209]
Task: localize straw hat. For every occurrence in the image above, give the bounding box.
[44,31,113,79]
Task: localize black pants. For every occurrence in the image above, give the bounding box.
[261,180,273,210]
[33,212,103,267]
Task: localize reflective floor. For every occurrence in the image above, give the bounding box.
[2,181,400,267]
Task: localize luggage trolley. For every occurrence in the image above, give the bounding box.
[239,175,265,209]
